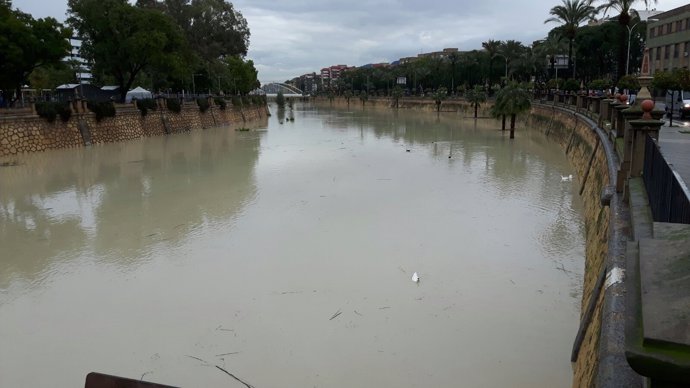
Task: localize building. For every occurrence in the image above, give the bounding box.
[646,4,690,74]
[64,37,93,84]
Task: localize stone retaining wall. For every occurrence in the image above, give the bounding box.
[0,103,268,157]
[528,105,611,388]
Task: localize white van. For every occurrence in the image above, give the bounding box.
[665,90,690,119]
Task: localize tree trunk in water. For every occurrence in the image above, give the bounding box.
[501,115,506,131]
[509,114,516,139]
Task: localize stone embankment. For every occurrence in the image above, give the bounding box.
[0,100,268,157]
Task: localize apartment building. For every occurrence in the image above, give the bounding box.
[647,4,690,74]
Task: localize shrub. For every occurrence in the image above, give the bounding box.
[197,97,210,113]
[36,101,72,123]
[36,102,57,122]
[136,98,157,116]
[241,96,250,106]
[214,97,227,110]
[588,79,612,91]
[276,90,285,108]
[87,100,116,122]
[617,75,640,92]
[561,79,580,92]
[231,96,241,107]
[166,98,181,113]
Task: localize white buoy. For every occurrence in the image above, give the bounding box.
[411,272,420,283]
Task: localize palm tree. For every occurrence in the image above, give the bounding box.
[482,40,502,85]
[545,0,597,79]
[433,87,448,113]
[597,0,658,80]
[499,40,528,82]
[465,85,487,118]
[493,84,532,139]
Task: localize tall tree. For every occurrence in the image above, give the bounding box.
[499,40,528,80]
[465,85,487,118]
[493,84,532,139]
[68,0,190,102]
[482,39,502,85]
[545,0,597,79]
[0,2,71,105]
[597,0,657,80]
[139,0,250,62]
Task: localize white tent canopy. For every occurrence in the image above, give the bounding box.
[125,86,152,103]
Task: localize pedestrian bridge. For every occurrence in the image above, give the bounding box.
[260,82,304,97]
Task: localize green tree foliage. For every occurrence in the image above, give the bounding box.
[223,55,258,95]
[482,40,502,85]
[276,90,285,108]
[139,0,249,62]
[597,0,658,80]
[87,100,116,121]
[493,84,532,139]
[433,87,448,112]
[617,74,639,91]
[544,0,596,79]
[0,2,71,105]
[391,86,403,108]
[35,101,72,122]
[68,0,190,102]
[465,85,487,118]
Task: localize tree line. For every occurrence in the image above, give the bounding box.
[295,0,656,98]
[0,0,259,105]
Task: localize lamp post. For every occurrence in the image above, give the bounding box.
[627,19,657,75]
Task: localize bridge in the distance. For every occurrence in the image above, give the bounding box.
[256,82,304,97]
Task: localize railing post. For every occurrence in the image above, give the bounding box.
[628,101,663,178]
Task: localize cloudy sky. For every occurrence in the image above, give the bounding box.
[11,0,687,83]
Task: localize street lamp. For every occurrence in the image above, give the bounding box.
[627,19,657,75]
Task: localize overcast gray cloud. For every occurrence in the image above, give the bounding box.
[11,0,687,83]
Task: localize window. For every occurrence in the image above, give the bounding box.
[656,47,661,60]
[675,43,680,58]
[650,27,656,38]
[665,45,671,59]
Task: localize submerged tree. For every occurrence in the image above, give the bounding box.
[465,85,487,118]
[433,87,448,113]
[493,84,532,139]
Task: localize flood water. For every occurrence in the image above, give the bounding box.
[0,103,585,387]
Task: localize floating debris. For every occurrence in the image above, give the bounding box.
[329,309,342,320]
[411,272,420,283]
[561,174,573,182]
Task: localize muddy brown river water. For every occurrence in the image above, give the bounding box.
[0,103,584,387]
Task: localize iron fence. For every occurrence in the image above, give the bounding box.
[643,134,690,223]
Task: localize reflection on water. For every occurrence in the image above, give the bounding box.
[0,104,584,387]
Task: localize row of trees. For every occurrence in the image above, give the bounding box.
[292,0,654,99]
[0,0,259,105]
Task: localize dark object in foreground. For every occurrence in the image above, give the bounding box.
[85,372,179,388]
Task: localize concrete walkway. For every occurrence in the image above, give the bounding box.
[656,116,690,187]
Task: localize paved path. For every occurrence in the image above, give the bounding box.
[655,111,690,187]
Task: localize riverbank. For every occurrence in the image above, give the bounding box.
[0,101,268,157]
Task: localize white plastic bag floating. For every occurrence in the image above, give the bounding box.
[411,272,420,283]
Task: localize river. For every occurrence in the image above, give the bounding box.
[0,102,584,387]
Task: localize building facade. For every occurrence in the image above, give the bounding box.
[646,4,690,74]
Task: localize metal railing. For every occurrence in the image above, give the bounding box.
[643,134,690,223]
